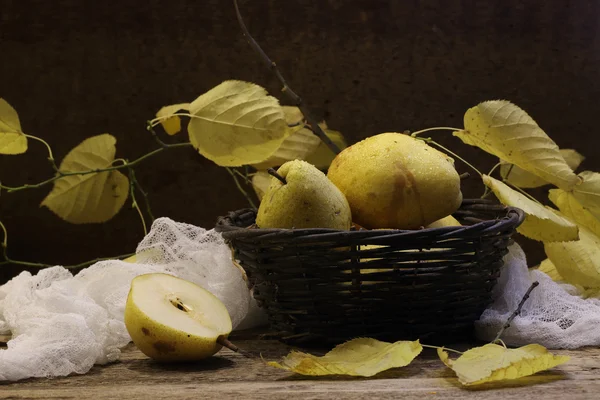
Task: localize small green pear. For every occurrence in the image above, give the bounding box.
[327,132,463,229]
[256,160,352,229]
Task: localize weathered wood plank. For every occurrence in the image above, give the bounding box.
[1,339,599,399]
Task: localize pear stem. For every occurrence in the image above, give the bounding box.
[217,336,255,358]
[267,168,287,185]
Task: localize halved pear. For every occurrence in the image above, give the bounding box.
[124,273,232,362]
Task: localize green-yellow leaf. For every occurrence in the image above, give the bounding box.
[500,149,585,189]
[187,80,291,167]
[483,175,579,242]
[267,338,422,377]
[251,170,272,202]
[438,344,569,386]
[544,225,600,288]
[155,103,190,136]
[549,188,600,237]
[41,134,129,224]
[304,126,347,170]
[536,258,564,281]
[250,106,321,170]
[0,98,27,154]
[456,101,580,190]
[572,171,600,220]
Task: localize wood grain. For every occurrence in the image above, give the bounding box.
[1,337,599,399]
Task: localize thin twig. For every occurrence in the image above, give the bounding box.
[226,168,257,209]
[146,121,168,148]
[217,336,255,358]
[233,0,340,155]
[493,281,539,344]
[128,167,148,236]
[129,167,155,223]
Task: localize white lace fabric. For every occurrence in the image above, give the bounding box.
[0,217,266,381]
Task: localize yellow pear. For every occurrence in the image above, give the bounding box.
[327,133,462,229]
[426,215,462,228]
[124,273,232,362]
[256,159,352,229]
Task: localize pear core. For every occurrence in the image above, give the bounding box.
[124,273,232,362]
[327,133,463,229]
[256,159,352,230]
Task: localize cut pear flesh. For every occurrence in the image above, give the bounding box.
[124,273,232,362]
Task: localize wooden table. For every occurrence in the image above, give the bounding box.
[1,332,599,399]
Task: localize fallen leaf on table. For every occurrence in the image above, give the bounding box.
[267,338,422,377]
[456,100,580,190]
[482,175,579,242]
[438,343,569,386]
[500,149,585,188]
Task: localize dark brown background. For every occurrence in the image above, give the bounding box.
[1,0,599,283]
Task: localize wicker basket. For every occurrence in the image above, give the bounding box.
[216,199,524,344]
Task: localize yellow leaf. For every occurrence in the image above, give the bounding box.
[548,188,600,237]
[251,170,271,202]
[41,134,129,224]
[572,171,600,220]
[0,98,27,154]
[456,101,580,190]
[483,175,579,242]
[250,106,321,170]
[267,338,422,377]
[500,149,585,188]
[304,128,347,170]
[123,254,137,263]
[536,258,564,281]
[438,344,569,386]
[544,226,600,288]
[155,103,190,135]
[187,80,291,167]
[426,215,462,228]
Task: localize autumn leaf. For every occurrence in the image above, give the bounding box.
[482,175,579,242]
[155,103,190,135]
[251,170,271,202]
[572,171,600,220]
[187,80,291,167]
[548,188,600,237]
[438,344,569,386]
[41,134,129,224]
[456,101,580,190]
[500,149,585,188]
[536,258,564,282]
[0,98,28,154]
[250,106,321,170]
[304,125,347,170]
[267,338,422,377]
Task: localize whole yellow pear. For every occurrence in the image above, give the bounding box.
[327,133,462,229]
[256,159,352,229]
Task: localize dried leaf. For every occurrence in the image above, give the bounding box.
[187,80,291,167]
[0,98,27,154]
[155,103,190,135]
[536,258,564,281]
[544,225,600,288]
[250,106,321,170]
[251,170,272,202]
[438,344,569,386]
[483,175,579,242]
[304,127,347,170]
[572,171,600,220]
[500,149,585,188]
[267,338,422,377]
[456,101,580,190]
[41,134,129,224]
[549,188,600,237]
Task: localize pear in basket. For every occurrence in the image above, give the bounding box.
[256,159,352,230]
[327,132,463,230]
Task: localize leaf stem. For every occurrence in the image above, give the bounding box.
[503,179,543,205]
[128,167,148,236]
[24,134,58,170]
[492,281,539,344]
[233,0,340,155]
[410,127,461,137]
[422,344,464,355]
[129,168,155,223]
[226,168,257,209]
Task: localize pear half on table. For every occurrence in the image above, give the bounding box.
[124,273,232,362]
